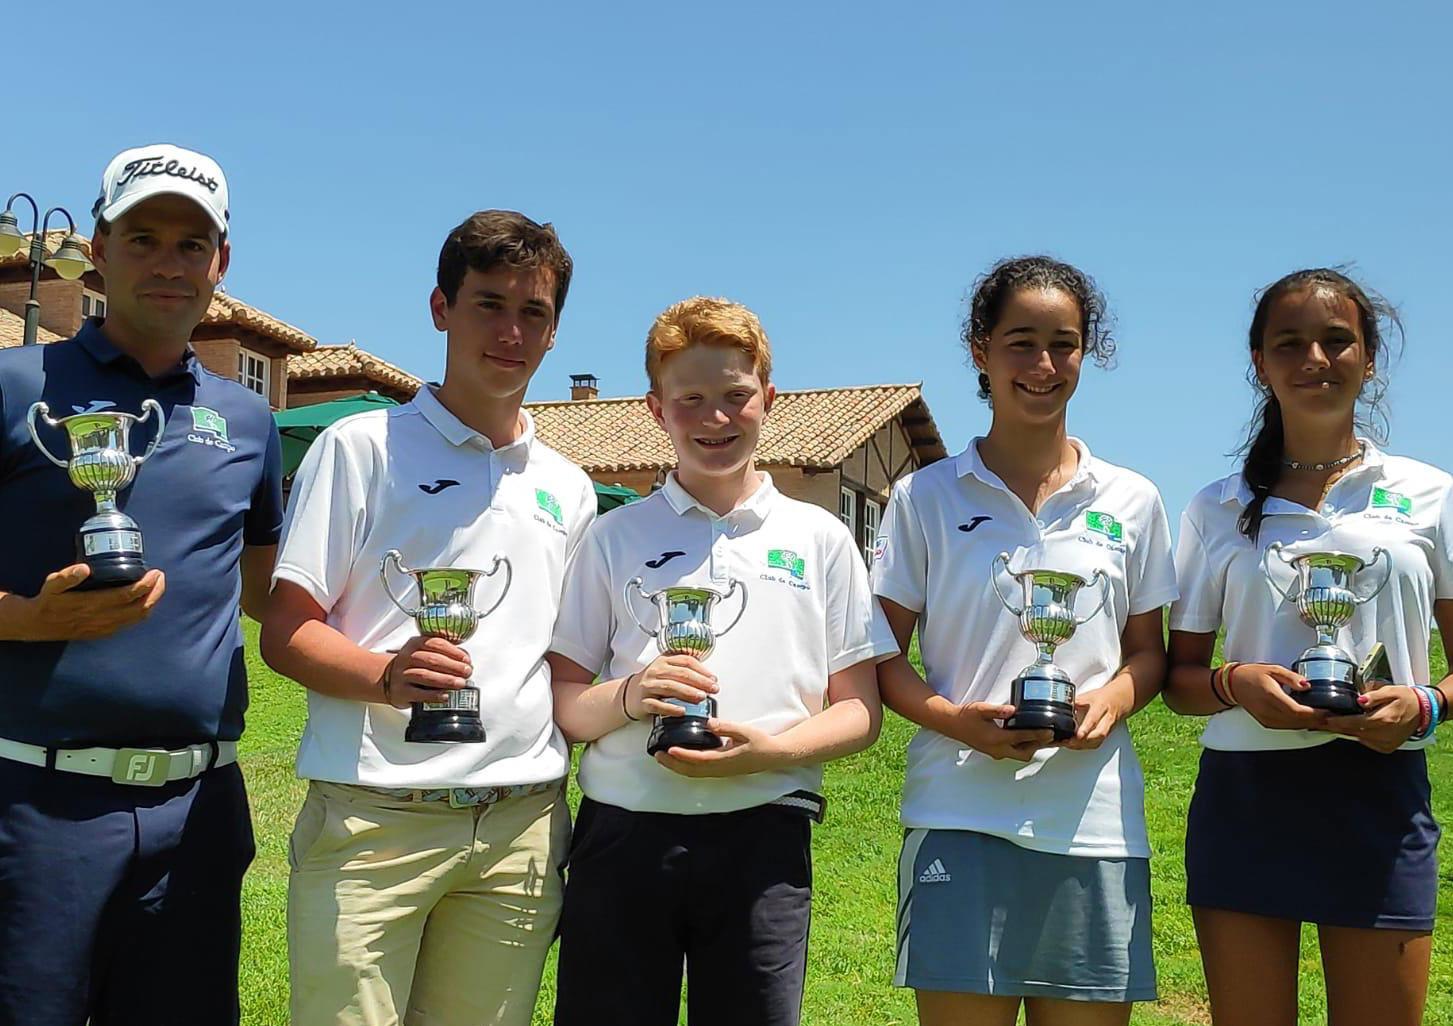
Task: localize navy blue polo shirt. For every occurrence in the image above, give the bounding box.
[0,319,283,748]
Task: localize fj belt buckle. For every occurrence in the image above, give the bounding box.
[112,748,172,786]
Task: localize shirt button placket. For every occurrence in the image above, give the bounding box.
[710,518,729,585]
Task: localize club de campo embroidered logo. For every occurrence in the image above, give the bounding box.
[767,549,806,580]
[1085,510,1123,541]
[1371,487,1413,516]
[535,489,563,525]
[187,406,235,452]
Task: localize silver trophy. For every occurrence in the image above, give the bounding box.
[380,549,511,744]
[1262,544,1392,714]
[991,553,1111,741]
[26,400,165,590]
[623,578,747,755]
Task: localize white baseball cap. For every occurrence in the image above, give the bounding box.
[92,144,230,236]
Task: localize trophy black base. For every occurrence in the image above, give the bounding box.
[1292,649,1363,715]
[1292,679,1363,715]
[74,552,147,591]
[406,704,486,744]
[1004,701,1076,742]
[1005,668,1076,742]
[647,715,723,756]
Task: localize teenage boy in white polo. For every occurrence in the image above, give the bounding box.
[260,211,594,1026]
[547,296,896,1026]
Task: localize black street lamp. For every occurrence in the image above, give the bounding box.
[0,192,95,346]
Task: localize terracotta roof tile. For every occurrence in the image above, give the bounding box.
[203,291,316,352]
[288,343,421,394]
[0,307,63,348]
[525,384,946,471]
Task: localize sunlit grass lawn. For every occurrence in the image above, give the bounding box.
[238,621,1451,1025]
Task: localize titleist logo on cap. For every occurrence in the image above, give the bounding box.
[116,155,220,194]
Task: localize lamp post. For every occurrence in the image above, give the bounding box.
[0,192,95,346]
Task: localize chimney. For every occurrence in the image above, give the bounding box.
[570,373,599,401]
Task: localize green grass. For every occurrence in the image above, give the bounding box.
[237,623,1452,1025]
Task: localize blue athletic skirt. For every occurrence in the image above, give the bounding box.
[1185,740,1439,931]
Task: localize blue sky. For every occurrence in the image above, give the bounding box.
[16,0,1450,520]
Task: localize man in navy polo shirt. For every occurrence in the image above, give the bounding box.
[0,144,281,1026]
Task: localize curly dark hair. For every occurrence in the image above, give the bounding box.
[1235,267,1403,542]
[961,256,1116,402]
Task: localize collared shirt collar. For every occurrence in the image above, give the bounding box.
[73,318,201,383]
[1218,438,1386,508]
[660,470,777,526]
[954,435,1101,492]
[412,385,534,465]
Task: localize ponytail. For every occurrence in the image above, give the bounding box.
[1237,394,1284,542]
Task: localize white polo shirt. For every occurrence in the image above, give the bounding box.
[549,472,899,815]
[872,438,1178,858]
[1170,441,1453,753]
[273,386,596,787]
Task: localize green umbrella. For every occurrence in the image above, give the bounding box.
[593,481,641,514]
[274,392,399,477]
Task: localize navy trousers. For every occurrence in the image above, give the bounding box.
[554,797,814,1026]
[0,758,254,1026]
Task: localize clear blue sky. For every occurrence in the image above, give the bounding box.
[16,0,1450,521]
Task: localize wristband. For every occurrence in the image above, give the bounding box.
[1221,662,1241,706]
[621,673,640,722]
[380,654,399,706]
[1208,665,1232,708]
[1421,685,1442,734]
[1409,686,1433,740]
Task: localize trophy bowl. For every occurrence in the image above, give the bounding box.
[991,553,1110,742]
[381,550,511,744]
[27,400,165,589]
[624,578,746,756]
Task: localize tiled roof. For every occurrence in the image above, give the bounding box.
[0,307,63,348]
[203,291,316,352]
[288,343,421,394]
[1,232,315,352]
[525,383,947,472]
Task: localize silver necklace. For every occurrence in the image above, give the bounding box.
[1282,442,1364,472]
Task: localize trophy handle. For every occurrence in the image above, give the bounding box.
[132,399,166,466]
[714,578,748,636]
[24,402,69,469]
[379,549,420,617]
[1076,568,1113,626]
[1261,542,1296,601]
[1356,546,1393,605]
[622,577,656,637]
[990,552,1025,616]
[475,555,512,619]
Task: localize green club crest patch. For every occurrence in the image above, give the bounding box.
[191,407,228,440]
[1371,487,1412,516]
[1085,511,1123,541]
[535,489,563,525]
[767,549,806,580]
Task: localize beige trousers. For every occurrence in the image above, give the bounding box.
[287,779,569,1026]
